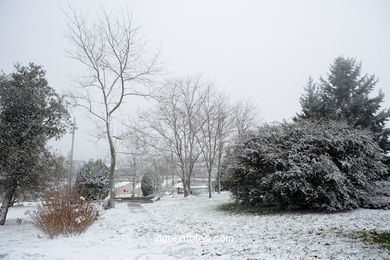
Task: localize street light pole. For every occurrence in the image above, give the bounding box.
[68,117,77,193]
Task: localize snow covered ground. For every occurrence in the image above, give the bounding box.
[0,192,389,259]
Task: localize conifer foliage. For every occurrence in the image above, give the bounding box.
[75,160,110,200]
[141,174,161,196]
[297,57,390,154]
[225,120,389,212]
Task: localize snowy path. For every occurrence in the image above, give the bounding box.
[0,193,390,259]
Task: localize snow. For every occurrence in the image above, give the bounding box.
[114,181,131,189]
[189,185,207,189]
[1,192,389,259]
[173,182,207,189]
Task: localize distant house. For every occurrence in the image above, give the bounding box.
[115,181,141,197]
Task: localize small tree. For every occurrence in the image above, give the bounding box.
[75,160,110,200]
[141,174,160,196]
[225,120,389,212]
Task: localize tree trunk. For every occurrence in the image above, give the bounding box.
[217,163,221,194]
[108,145,116,208]
[132,179,136,197]
[0,189,15,225]
[217,172,220,194]
[107,123,116,209]
[208,169,212,198]
[183,178,191,197]
[216,144,223,194]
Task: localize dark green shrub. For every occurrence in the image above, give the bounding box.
[141,174,160,196]
[225,120,389,212]
[75,160,110,200]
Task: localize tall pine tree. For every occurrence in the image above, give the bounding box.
[297,57,390,154]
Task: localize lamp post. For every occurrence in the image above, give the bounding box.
[68,117,77,193]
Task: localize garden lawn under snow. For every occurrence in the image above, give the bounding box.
[1,192,389,259]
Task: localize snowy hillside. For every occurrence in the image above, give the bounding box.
[1,192,389,259]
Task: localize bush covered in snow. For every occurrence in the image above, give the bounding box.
[29,189,98,238]
[141,174,161,196]
[75,160,110,200]
[224,120,389,212]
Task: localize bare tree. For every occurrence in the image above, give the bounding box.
[150,157,169,187]
[137,77,208,197]
[65,6,159,208]
[197,87,232,197]
[119,134,146,197]
[213,100,259,193]
[232,100,260,140]
[214,96,234,194]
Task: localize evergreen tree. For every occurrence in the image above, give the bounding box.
[75,160,110,200]
[298,77,323,119]
[297,57,390,154]
[141,174,160,196]
[0,64,70,225]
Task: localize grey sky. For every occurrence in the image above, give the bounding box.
[1,0,389,161]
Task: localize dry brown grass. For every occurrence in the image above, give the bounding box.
[29,189,99,238]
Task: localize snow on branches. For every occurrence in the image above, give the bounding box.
[225,120,389,212]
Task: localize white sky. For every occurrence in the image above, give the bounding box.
[0,0,389,161]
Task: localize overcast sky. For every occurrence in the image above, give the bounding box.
[0,0,389,161]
